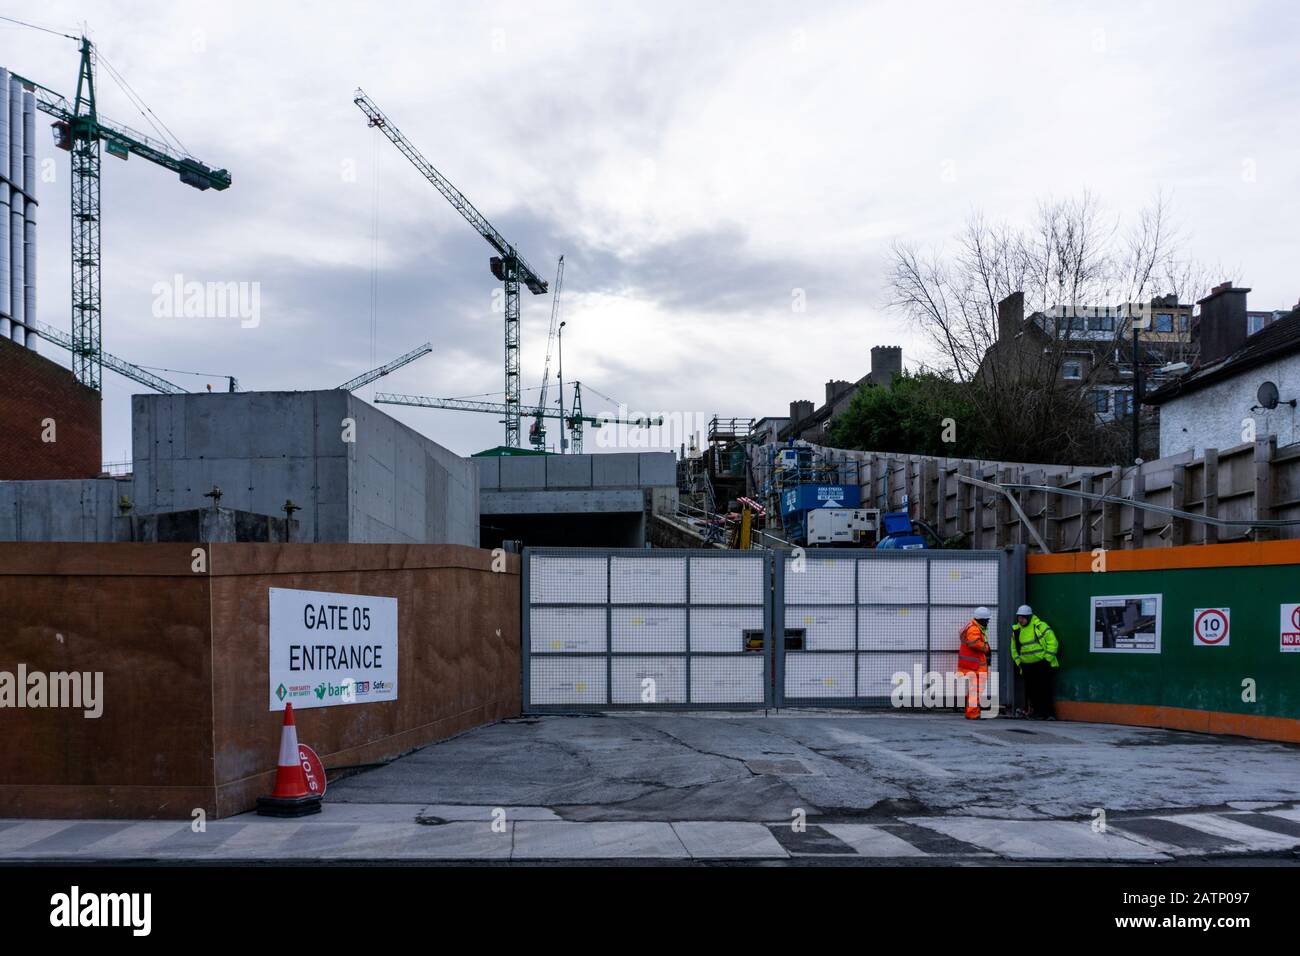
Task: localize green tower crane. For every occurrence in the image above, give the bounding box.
[15,34,231,390]
[353,89,548,448]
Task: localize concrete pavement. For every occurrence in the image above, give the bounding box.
[4,712,1299,863]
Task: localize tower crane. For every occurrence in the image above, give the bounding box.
[528,255,564,451]
[353,89,547,448]
[14,32,231,390]
[338,341,433,391]
[374,387,663,445]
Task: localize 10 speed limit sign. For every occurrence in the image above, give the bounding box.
[1193,608,1230,647]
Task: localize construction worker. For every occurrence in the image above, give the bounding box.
[1011,604,1058,719]
[958,607,992,719]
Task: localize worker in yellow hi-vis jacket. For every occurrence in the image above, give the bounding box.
[1011,604,1058,719]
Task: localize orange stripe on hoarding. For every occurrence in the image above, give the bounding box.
[1028,540,1300,575]
[1057,700,1300,744]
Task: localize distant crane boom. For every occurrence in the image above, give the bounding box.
[374,389,664,431]
[338,342,433,391]
[354,89,547,447]
[35,321,185,394]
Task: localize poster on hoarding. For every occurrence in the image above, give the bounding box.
[1090,594,1161,653]
[268,587,398,710]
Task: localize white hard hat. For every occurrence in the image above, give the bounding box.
[1016,605,1033,616]
[973,606,991,620]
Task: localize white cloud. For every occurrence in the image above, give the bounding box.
[8,0,1298,460]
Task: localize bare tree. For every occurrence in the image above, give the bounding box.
[888,192,1208,463]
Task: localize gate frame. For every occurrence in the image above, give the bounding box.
[522,547,775,713]
[522,545,1026,714]
[772,546,1025,709]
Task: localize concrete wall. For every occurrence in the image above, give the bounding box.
[345,394,478,546]
[1157,354,1300,458]
[0,542,520,818]
[477,452,675,548]
[132,390,477,546]
[0,477,125,541]
[476,451,675,494]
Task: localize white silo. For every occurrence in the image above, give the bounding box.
[7,75,22,344]
[0,67,10,341]
[21,84,34,351]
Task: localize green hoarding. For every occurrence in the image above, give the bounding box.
[1027,564,1300,719]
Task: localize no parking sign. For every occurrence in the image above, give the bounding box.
[1193,608,1230,647]
[1282,604,1300,653]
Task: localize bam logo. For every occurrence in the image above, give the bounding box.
[314,681,352,699]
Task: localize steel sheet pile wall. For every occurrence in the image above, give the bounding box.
[1028,540,1300,742]
[525,548,770,710]
[753,438,1300,551]
[777,550,1015,706]
[0,67,37,349]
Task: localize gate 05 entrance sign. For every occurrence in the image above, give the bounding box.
[268,588,399,711]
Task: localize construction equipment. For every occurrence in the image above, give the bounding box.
[374,385,663,441]
[876,510,944,550]
[35,320,185,394]
[353,89,547,447]
[807,508,880,546]
[15,33,230,390]
[528,256,564,451]
[338,342,433,392]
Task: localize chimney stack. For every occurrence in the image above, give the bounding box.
[997,292,1024,342]
[869,345,903,383]
[825,379,853,405]
[789,400,814,422]
[1195,282,1251,365]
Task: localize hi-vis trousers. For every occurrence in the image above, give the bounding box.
[958,667,987,719]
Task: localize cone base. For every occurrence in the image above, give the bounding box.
[256,794,323,817]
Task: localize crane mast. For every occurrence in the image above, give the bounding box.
[16,36,231,391]
[353,89,548,447]
[529,255,564,450]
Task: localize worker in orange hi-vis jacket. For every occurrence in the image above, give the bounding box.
[958,607,993,719]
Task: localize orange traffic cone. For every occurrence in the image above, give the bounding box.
[256,703,323,817]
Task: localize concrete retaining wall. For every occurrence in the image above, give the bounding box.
[129,390,478,546]
[0,542,520,818]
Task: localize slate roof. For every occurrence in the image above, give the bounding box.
[1144,307,1300,405]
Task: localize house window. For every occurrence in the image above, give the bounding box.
[1248,314,1267,335]
[1090,390,1109,414]
[1062,360,1083,380]
[1087,315,1115,332]
[1177,314,1189,333]
[1115,390,1134,417]
[1154,313,1174,333]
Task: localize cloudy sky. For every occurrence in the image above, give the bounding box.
[5,0,1298,461]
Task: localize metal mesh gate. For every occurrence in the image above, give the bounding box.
[523,546,1024,712]
[775,549,1022,707]
[523,548,772,712]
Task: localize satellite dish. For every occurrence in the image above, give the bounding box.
[1257,381,1280,410]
